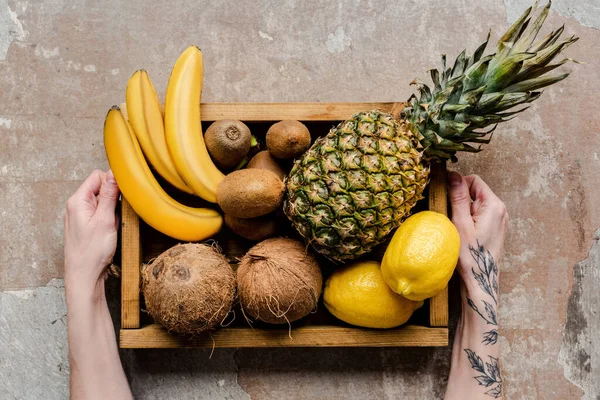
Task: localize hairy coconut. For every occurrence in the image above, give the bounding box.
[142,243,236,334]
[237,237,322,324]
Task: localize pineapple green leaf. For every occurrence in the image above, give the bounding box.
[477,92,505,111]
[473,31,491,63]
[514,57,571,82]
[511,1,550,54]
[461,86,487,106]
[496,107,531,118]
[451,50,468,77]
[497,5,533,54]
[430,69,442,91]
[438,120,470,136]
[484,52,536,92]
[505,72,570,92]
[521,35,578,73]
[463,56,494,91]
[442,103,471,113]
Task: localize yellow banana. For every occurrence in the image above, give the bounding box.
[165,46,224,203]
[126,70,194,194]
[104,106,223,242]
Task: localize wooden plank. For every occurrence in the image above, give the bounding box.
[121,199,141,329]
[120,324,448,348]
[428,161,449,327]
[199,102,397,121]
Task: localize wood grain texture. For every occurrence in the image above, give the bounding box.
[199,102,398,121]
[121,199,141,328]
[390,102,405,119]
[120,324,448,348]
[428,161,449,327]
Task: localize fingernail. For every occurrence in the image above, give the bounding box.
[448,171,462,187]
[107,170,116,183]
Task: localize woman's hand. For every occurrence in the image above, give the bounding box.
[447,171,508,299]
[64,169,120,299]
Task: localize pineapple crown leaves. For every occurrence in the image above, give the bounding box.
[401,1,579,162]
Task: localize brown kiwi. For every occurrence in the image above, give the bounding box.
[205,120,252,168]
[224,214,277,241]
[266,120,311,159]
[247,150,286,180]
[217,169,285,218]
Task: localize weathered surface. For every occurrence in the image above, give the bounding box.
[0,279,68,399]
[559,230,600,400]
[0,0,598,398]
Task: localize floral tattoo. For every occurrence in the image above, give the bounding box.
[467,242,499,345]
[464,242,502,398]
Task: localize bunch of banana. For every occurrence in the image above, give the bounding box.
[104,46,224,241]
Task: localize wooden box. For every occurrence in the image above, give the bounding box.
[119,102,449,349]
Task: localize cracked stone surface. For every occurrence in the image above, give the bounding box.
[0,0,598,398]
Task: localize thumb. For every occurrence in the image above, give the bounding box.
[97,170,120,218]
[447,171,474,236]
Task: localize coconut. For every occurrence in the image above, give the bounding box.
[237,237,322,324]
[141,243,236,334]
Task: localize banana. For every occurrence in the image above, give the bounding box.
[126,70,194,194]
[165,46,224,203]
[104,106,223,242]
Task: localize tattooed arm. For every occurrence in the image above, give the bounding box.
[445,172,508,400]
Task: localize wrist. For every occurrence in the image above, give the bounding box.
[65,275,107,306]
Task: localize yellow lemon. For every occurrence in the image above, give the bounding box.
[381,211,460,301]
[324,261,423,329]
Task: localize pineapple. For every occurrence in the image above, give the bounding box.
[284,2,578,262]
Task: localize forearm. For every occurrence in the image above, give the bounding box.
[66,279,132,400]
[447,244,502,399]
[446,287,502,399]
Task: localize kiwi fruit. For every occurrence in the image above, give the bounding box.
[247,150,286,180]
[224,214,277,241]
[266,120,311,159]
[205,120,252,168]
[217,169,285,218]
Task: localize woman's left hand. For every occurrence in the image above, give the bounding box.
[63,169,120,298]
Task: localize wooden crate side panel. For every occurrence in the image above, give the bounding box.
[120,324,448,348]
[121,199,141,328]
[199,102,397,121]
[428,161,449,327]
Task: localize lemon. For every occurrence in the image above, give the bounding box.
[324,261,423,329]
[381,211,460,301]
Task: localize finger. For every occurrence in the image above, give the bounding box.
[447,171,474,236]
[96,170,121,218]
[464,175,495,203]
[72,170,105,200]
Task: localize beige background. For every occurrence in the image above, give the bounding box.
[0,0,598,398]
